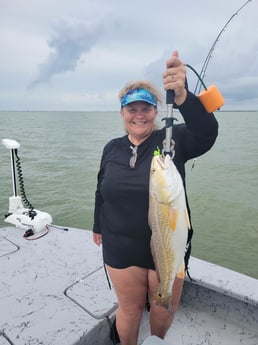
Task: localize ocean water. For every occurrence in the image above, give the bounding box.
[0,110,258,279]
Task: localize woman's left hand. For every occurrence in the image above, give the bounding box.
[163,50,187,106]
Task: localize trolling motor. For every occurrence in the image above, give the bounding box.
[2,138,52,237]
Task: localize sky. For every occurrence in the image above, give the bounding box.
[0,0,257,111]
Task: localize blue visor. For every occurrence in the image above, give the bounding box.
[121,88,157,107]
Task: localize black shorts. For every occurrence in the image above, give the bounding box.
[102,228,193,272]
[102,231,155,269]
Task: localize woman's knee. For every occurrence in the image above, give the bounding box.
[107,266,148,306]
[118,301,146,319]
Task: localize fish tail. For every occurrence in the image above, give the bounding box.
[152,292,172,313]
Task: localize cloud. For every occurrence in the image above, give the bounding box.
[0,0,257,110]
[29,17,110,87]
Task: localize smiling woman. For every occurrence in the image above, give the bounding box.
[92,51,218,345]
[123,101,157,146]
[119,84,161,146]
[117,82,163,146]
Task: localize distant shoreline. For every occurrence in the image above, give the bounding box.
[0,109,258,113]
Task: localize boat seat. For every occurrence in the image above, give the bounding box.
[142,335,169,345]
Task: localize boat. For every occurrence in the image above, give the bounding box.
[1,139,258,345]
[1,225,258,345]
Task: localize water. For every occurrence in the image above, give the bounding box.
[0,110,258,279]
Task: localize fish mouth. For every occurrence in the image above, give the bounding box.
[154,155,166,170]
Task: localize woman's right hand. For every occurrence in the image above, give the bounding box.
[93,232,102,246]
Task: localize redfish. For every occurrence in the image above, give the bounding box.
[148,153,190,312]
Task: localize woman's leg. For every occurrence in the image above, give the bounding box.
[148,269,184,339]
[106,265,148,345]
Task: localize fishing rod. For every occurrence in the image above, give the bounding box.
[163,89,175,156]
[194,0,252,95]
[163,61,225,156]
[161,0,254,156]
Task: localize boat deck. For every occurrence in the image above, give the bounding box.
[1,226,258,345]
[142,280,258,345]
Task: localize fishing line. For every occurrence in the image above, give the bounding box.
[185,64,208,91]
[194,0,252,95]
[164,57,224,167]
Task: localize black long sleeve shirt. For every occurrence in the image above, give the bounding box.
[93,91,218,238]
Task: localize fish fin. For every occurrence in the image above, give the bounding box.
[153,292,172,313]
[170,207,178,232]
[150,238,161,282]
[185,208,191,229]
[176,261,186,279]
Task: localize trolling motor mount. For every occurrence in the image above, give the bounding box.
[2,138,52,235]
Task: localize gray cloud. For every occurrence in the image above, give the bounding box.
[0,0,257,110]
[29,17,108,87]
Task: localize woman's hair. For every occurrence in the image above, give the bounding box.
[118,80,163,107]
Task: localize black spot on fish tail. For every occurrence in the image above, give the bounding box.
[153,292,172,313]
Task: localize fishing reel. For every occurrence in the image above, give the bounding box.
[2,138,52,238]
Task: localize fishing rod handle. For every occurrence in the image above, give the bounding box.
[165,89,174,154]
[166,89,175,105]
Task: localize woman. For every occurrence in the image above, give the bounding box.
[92,51,218,345]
